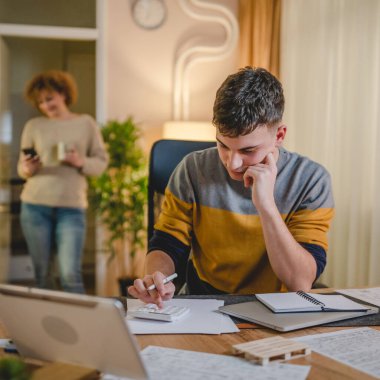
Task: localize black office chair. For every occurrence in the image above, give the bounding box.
[147,139,216,244]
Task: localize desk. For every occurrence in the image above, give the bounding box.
[136,326,379,379]
[1,294,379,380]
[135,291,379,380]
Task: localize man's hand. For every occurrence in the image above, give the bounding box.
[128,271,176,308]
[21,154,41,177]
[243,151,277,211]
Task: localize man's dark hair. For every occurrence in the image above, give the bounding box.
[212,67,284,137]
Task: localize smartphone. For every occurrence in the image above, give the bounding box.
[22,147,37,157]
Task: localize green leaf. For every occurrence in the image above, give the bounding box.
[0,357,30,380]
[88,117,148,263]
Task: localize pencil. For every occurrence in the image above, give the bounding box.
[147,273,178,291]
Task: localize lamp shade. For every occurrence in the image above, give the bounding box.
[163,121,216,141]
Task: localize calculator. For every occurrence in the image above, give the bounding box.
[128,304,190,322]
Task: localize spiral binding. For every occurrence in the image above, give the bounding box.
[296,291,326,308]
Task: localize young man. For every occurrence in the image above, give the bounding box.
[129,67,334,306]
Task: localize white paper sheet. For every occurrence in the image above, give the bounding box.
[141,346,310,380]
[0,339,10,348]
[295,327,380,378]
[337,287,380,307]
[126,298,239,334]
[103,346,311,380]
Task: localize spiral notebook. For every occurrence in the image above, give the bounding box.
[256,291,370,313]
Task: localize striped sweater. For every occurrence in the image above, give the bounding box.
[148,147,334,294]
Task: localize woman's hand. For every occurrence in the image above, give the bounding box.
[21,154,41,177]
[62,146,84,169]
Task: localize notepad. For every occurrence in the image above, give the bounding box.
[256,291,370,313]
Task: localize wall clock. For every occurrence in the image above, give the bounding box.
[132,0,167,30]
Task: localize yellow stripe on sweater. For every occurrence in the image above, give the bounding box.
[155,191,333,293]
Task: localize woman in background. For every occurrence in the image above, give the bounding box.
[18,70,108,293]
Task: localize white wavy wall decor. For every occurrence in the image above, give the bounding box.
[173,0,238,120]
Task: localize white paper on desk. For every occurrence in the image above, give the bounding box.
[126,298,239,334]
[294,327,380,378]
[337,287,380,307]
[141,346,310,380]
[0,339,10,348]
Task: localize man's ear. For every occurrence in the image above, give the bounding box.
[275,125,287,147]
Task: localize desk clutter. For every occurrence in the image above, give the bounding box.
[126,298,239,334]
[218,298,378,332]
[1,286,380,379]
[181,292,380,328]
[232,336,311,366]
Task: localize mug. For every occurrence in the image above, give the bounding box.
[57,142,66,161]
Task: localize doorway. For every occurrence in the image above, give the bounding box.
[0,0,102,293]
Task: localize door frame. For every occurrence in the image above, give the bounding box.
[0,0,106,122]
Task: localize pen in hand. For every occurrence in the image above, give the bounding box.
[147,273,178,291]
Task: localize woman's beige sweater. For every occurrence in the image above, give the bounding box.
[18,114,108,208]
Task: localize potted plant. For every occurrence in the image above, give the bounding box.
[88,117,148,296]
[0,357,30,380]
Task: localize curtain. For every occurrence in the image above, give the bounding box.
[281,0,380,287]
[238,0,281,78]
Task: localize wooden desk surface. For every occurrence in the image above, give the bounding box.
[136,326,379,379]
[136,287,379,379]
[1,296,378,380]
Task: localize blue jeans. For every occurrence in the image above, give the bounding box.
[20,203,86,294]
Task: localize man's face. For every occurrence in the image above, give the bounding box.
[216,125,286,181]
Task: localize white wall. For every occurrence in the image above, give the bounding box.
[104,0,238,149]
[281,0,380,287]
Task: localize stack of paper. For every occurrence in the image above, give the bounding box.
[337,287,380,307]
[126,298,239,334]
[294,327,380,378]
[103,346,311,380]
[141,346,311,380]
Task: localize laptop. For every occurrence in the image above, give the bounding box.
[0,284,148,379]
[218,299,378,332]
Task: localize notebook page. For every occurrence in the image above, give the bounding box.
[256,292,370,312]
[256,293,321,312]
[310,294,369,311]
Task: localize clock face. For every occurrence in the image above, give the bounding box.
[132,0,167,30]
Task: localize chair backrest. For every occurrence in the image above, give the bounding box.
[148,139,216,242]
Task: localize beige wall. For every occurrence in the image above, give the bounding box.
[104,0,239,150]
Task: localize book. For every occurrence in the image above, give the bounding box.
[255,291,371,313]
